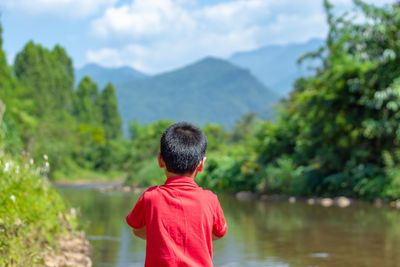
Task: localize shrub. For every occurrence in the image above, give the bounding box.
[0,156,78,265]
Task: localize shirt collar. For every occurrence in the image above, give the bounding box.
[163,176,198,188]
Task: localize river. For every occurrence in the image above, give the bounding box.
[57,185,400,267]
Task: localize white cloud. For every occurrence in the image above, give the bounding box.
[86,45,151,72]
[1,0,117,18]
[86,48,123,67]
[87,0,396,73]
[91,0,195,39]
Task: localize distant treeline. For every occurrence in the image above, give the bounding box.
[1,0,400,201]
[0,25,124,179]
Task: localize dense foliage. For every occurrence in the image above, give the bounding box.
[122,113,262,191]
[0,149,79,265]
[201,0,400,200]
[0,23,124,179]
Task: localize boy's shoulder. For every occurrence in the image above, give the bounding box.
[145,185,159,192]
[199,187,219,199]
[141,185,159,197]
[142,185,218,202]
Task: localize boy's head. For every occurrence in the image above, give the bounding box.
[160,122,207,176]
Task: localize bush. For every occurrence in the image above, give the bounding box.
[0,156,78,265]
[125,158,165,187]
[255,156,305,195]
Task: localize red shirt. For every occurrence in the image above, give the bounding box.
[126,176,227,267]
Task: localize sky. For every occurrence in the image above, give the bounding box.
[0,0,396,74]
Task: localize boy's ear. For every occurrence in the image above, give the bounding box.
[158,153,165,168]
[196,157,207,172]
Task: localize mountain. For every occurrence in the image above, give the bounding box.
[115,57,278,130]
[229,38,324,96]
[75,63,148,88]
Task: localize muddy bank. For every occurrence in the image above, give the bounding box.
[43,231,91,267]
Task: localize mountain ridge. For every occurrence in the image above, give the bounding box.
[115,56,278,130]
[75,63,148,88]
[75,38,323,130]
[229,38,324,96]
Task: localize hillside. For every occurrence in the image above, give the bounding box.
[229,38,324,96]
[115,57,278,129]
[75,63,147,88]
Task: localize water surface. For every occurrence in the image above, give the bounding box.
[58,186,400,267]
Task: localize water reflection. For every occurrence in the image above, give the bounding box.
[58,188,400,267]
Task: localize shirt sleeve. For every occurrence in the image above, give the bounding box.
[126,193,146,229]
[212,195,227,238]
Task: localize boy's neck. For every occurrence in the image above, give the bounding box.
[165,170,197,179]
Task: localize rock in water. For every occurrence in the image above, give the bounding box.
[307,198,316,205]
[335,196,351,208]
[320,198,333,207]
[236,191,258,201]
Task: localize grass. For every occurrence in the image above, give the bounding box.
[0,155,79,266]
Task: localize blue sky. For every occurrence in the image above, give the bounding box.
[0,0,395,74]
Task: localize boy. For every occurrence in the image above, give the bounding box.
[126,122,227,267]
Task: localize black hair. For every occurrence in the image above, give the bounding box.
[160,122,207,174]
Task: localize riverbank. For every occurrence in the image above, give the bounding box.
[53,179,145,193]
[0,157,92,266]
[235,191,400,209]
[73,180,400,210]
[43,231,91,267]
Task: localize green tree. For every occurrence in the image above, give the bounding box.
[74,76,102,125]
[0,21,9,121]
[230,112,258,142]
[14,42,74,117]
[11,42,76,173]
[0,22,11,87]
[72,78,102,169]
[254,0,400,198]
[0,22,25,155]
[51,45,75,111]
[99,83,122,139]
